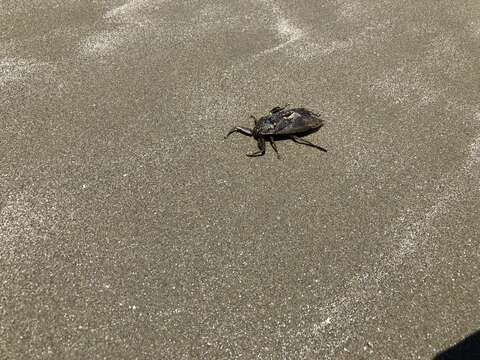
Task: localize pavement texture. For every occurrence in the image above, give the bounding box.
[1,0,480,359]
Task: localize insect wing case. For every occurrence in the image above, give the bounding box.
[273,108,324,135]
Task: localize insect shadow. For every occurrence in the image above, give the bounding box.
[224,105,327,158]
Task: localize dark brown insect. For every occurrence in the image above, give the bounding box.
[225,105,327,158]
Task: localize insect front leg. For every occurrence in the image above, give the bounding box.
[247,137,266,157]
[224,126,253,139]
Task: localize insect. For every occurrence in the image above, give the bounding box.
[224,105,327,158]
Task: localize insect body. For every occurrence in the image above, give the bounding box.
[225,105,327,158]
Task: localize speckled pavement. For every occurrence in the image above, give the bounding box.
[1,1,479,359]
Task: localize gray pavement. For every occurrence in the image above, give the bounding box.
[1,0,480,358]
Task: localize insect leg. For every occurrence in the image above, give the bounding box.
[268,136,281,159]
[291,135,327,152]
[250,115,258,125]
[247,137,266,157]
[224,126,253,139]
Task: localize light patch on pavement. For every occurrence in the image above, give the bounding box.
[276,16,304,41]
[0,58,51,86]
[386,109,480,273]
[469,19,480,38]
[424,35,468,73]
[466,112,480,171]
[258,0,305,41]
[336,0,370,21]
[79,0,156,58]
[388,190,455,265]
[470,135,480,164]
[79,0,231,58]
[254,0,309,57]
[255,0,394,60]
[80,31,126,57]
[296,19,393,61]
[258,16,305,55]
[104,0,147,20]
[257,9,393,61]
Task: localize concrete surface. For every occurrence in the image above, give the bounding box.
[1,0,479,358]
